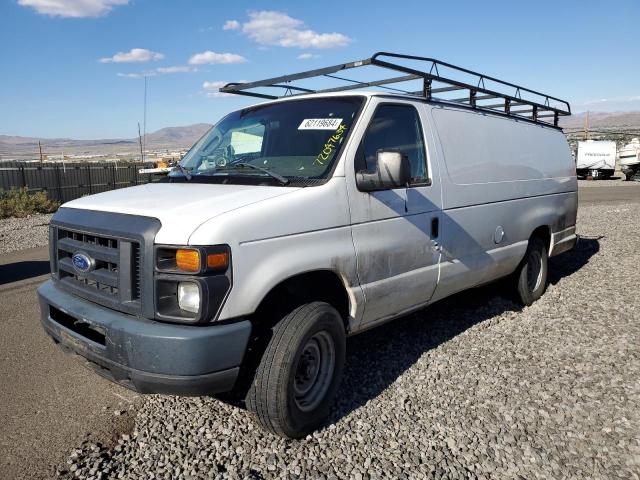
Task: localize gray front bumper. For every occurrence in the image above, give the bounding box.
[38,280,251,395]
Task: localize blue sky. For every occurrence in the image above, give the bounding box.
[1,0,639,139]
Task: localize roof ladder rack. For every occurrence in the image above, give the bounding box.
[220,52,571,128]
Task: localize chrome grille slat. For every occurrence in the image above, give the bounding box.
[58,257,119,288]
[57,237,119,264]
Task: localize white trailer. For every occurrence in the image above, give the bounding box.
[618,138,640,180]
[576,140,617,179]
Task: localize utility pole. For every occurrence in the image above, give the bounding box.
[143,75,148,161]
[38,140,43,162]
[584,111,590,140]
[138,122,144,162]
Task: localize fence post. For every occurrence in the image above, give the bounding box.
[111,164,117,190]
[20,165,26,188]
[87,165,93,194]
[54,164,62,202]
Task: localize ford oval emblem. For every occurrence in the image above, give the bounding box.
[71,252,94,274]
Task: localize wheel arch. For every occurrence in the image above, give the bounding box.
[530,224,551,253]
[250,269,352,334]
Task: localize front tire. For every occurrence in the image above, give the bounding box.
[246,302,346,438]
[514,237,548,306]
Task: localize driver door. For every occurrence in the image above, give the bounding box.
[347,100,442,326]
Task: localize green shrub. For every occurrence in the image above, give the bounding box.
[0,188,60,219]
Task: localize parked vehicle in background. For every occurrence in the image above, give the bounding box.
[576,140,617,179]
[37,53,578,439]
[618,138,640,180]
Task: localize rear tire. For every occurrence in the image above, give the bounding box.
[246,302,346,438]
[514,237,548,306]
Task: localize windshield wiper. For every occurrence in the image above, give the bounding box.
[173,163,192,181]
[221,162,290,185]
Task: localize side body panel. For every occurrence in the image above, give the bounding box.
[428,105,578,302]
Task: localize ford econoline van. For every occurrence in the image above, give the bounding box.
[38,53,577,438]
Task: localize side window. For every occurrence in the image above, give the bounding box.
[359,104,429,185]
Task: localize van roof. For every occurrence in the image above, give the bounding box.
[221,52,571,129]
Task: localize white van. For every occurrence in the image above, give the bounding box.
[38,53,578,438]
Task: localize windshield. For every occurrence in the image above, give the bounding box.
[174,96,363,186]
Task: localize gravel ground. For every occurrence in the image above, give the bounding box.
[58,200,640,480]
[578,177,639,187]
[0,213,52,254]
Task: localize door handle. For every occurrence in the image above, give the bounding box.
[431,217,441,252]
[431,217,439,238]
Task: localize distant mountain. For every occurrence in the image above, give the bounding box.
[560,111,640,129]
[142,123,212,146]
[0,135,131,147]
[0,123,213,152]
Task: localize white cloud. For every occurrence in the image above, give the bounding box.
[156,66,194,74]
[297,53,319,60]
[236,11,351,49]
[223,20,240,31]
[18,0,129,17]
[202,80,250,98]
[577,95,640,107]
[100,48,164,63]
[118,66,196,78]
[202,81,231,97]
[188,51,247,65]
[572,95,640,113]
[203,81,227,90]
[117,72,150,79]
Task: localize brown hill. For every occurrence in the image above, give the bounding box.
[0,123,213,150]
[560,111,640,129]
[142,123,211,146]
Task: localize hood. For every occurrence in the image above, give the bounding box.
[63,182,300,244]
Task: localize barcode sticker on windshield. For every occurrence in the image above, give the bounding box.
[298,118,343,130]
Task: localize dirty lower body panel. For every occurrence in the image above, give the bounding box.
[38,280,251,396]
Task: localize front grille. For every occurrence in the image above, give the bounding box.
[54,227,141,312]
[49,208,160,318]
[57,229,120,297]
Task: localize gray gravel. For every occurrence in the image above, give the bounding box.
[60,202,640,480]
[0,213,52,254]
[578,177,640,187]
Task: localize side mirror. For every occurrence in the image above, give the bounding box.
[356,150,411,191]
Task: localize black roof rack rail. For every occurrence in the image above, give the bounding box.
[220,52,571,128]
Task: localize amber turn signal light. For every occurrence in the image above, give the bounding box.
[207,252,229,270]
[176,249,200,273]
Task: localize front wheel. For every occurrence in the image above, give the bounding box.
[514,237,548,306]
[246,302,346,438]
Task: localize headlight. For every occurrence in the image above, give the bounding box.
[177,282,200,313]
[154,245,232,324]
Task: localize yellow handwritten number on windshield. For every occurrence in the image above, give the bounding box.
[314,124,348,166]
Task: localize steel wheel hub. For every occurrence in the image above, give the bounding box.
[293,331,335,412]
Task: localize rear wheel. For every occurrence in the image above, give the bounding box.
[514,236,548,306]
[246,302,346,438]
